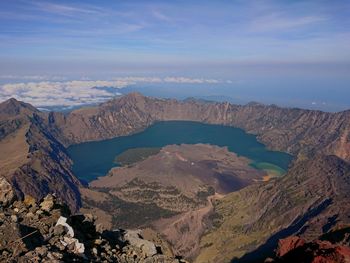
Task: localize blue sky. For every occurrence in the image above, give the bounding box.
[0,0,349,111]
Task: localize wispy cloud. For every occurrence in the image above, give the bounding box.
[0,74,66,81]
[152,10,172,23]
[0,0,349,76]
[250,13,327,32]
[163,77,220,84]
[32,2,105,16]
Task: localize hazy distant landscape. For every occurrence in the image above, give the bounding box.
[1,1,349,112]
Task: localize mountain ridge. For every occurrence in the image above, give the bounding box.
[0,99,81,211]
[46,93,350,162]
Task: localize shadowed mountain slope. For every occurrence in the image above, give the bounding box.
[0,98,81,211]
[195,155,350,263]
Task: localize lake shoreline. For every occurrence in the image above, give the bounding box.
[68,121,293,182]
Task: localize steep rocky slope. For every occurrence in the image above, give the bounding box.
[0,178,185,263]
[195,155,350,263]
[51,93,350,162]
[0,99,81,211]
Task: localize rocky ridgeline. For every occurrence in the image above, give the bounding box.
[0,177,186,263]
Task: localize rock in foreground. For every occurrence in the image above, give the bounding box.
[0,176,16,206]
[0,190,186,263]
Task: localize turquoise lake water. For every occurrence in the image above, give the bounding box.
[67,121,292,182]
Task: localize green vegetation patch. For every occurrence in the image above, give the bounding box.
[114,147,161,166]
[250,162,286,177]
[196,186,215,202]
[84,194,177,229]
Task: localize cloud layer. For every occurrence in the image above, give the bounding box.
[0,77,229,107]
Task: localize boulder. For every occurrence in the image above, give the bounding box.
[0,177,15,206]
[62,236,85,254]
[56,216,74,237]
[23,195,36,208]
[124,230,157,257]
[40,194,55,212]
[53,224,67,236]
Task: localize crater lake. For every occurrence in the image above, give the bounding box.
[67,121,293,182]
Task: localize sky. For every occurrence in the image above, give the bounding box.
[0,0,349,111]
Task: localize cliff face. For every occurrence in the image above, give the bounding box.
[51,93,350,162]
[0,99,81,211]
[195,155,350,263]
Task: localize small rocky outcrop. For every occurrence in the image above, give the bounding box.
[124,230,158,257]
[268,236,350,263]
[0,177,16,206]
[275,236,306,258]
[0,190,186,263]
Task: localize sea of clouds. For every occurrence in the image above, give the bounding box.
[0,76,230,108]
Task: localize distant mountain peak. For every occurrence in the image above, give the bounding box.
[182,97,214,104]
[2,97,22,107]
[246,101,264,107]
[110,92,145,103]
[97,92,148,112]
[122,92,145,99]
